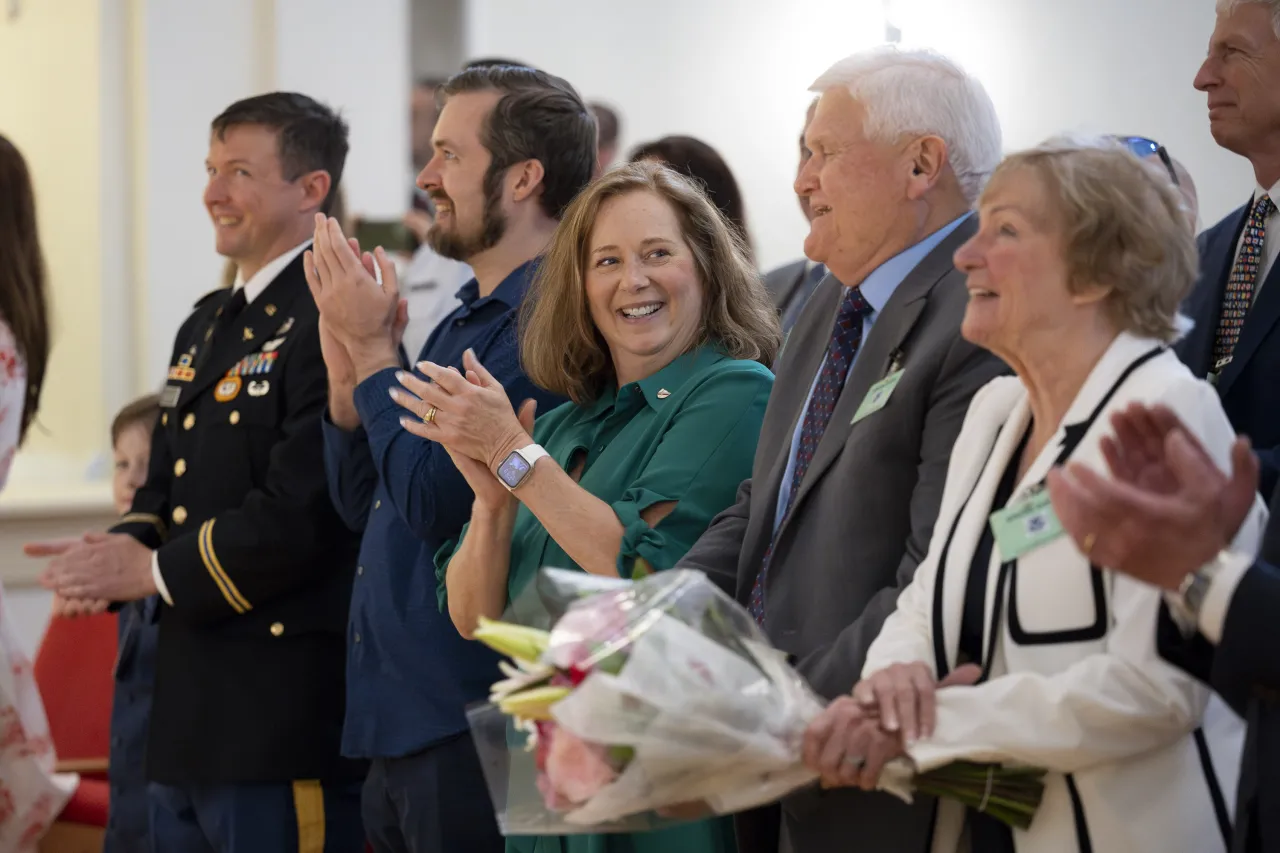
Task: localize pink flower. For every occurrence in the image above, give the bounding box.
[541,725,618,808]
[547,599,632,672]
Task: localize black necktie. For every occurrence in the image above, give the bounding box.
[194,288,247,376]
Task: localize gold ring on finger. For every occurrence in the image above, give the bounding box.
[1082,532,1096,557]
[423,406,438,425]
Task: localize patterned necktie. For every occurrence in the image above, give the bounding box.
[749,286,872,624]
[1213,194,1276,369]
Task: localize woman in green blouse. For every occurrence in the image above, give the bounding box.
[388,161,780,853]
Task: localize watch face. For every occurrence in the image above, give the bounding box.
[497,451,532,488]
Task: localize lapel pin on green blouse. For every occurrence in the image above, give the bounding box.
[656,389,670,399]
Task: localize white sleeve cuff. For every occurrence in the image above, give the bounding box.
[152,552,174,606]
[1197,551,1252,644]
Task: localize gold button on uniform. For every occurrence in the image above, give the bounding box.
[162,413,169,426]
[174,459,187,477]
[229,411,240,425]
[270,622,284,637]
[184,413,196,430]
[172,506,188,525]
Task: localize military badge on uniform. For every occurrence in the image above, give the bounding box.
[262,337,286,352]
[242,327,255,342]
[215,376,242,402]
[275,317,295,335]
[226,351,278,377]
[247,380,270,397]
[168,353,196,382]
[160,385,181,408]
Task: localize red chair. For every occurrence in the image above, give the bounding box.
[32,610,118,852]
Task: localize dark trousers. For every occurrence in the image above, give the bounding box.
[362,732,503,853]
[148,779,365,853]
[106,599,160,853]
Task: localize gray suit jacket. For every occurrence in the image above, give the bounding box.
[679,217,1009,853]
[764,258,808,310]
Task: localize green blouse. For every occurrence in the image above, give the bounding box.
[436,344,772,853]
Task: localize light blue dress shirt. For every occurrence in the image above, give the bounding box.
[772,214,971,535]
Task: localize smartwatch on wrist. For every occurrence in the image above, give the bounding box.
[496,444,549,490]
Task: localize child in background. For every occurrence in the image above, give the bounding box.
[105,394,161,853]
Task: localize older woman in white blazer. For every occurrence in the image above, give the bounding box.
[801,137,1268,853]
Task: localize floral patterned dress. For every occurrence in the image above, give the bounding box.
[0,322,78,849]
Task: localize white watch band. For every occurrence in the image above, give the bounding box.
[516,444,549,468]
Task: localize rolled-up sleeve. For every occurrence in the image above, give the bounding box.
[609,365,773,577]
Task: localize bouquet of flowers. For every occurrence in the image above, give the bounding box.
[466,568,1045,834]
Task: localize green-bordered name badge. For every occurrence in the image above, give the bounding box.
[989,486,1064,561]
[851,369,905,425]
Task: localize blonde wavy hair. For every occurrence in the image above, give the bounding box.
[520,160,780,403]
[985,135,1197,342]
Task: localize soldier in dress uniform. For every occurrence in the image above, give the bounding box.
[35,92,366,853]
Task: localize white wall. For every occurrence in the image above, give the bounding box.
[466,0,1255,273]
[140,0,411,387]
[139,0,263,393]
[0,0,109,479]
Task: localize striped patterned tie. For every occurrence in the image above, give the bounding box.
[749,286,872,624]
[1213,194,1276,370]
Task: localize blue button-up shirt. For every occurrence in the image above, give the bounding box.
[773,216,970,534]
[322,260,565,758]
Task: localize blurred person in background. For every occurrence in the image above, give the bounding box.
[766,99,829,336]
[1113,135,1200,231]
[0,132,73,852]
[104,393,160,853]
[591,101,622,174]
[631,135,752,261]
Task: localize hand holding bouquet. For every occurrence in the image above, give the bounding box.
[468,568,1046,834]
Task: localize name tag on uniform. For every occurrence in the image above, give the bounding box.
[989,486,1064,561]
[851,369,904,424]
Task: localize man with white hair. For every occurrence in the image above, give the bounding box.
[1177,0,1280,497]
[677,46,1008,853]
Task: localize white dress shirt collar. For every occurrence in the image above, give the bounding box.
[232,239,312,304]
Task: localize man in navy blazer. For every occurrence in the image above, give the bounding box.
[1176,0,1280,496]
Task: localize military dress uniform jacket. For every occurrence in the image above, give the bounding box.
[111,254,364,785]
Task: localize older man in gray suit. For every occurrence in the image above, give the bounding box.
[678,46,1008,853]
